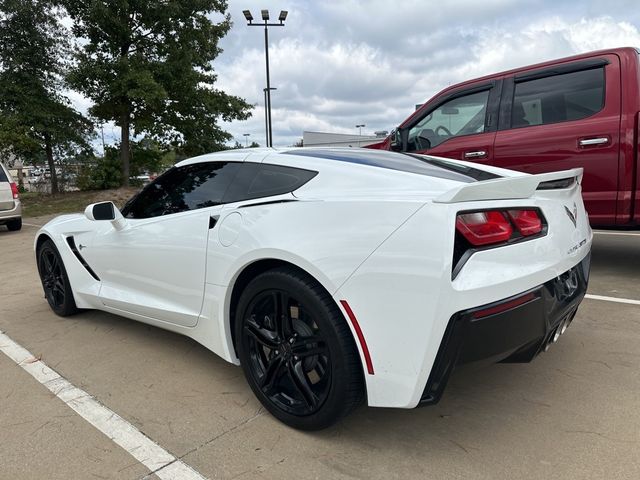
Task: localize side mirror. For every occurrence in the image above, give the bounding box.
[84,201,127,230]
[390,128,402,151]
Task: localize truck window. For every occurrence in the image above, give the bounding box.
[407,89,490,151]
[512,67,604,128]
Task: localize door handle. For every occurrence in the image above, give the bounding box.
[578,137,609,147]
[464,150,487,159]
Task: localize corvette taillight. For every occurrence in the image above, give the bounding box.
[453,208,546,280]
[507,209,542,236]
[455,210,513,246]
[10,182,18,199]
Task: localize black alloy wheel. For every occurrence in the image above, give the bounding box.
[236,267,364,430]
[37,239,78,316]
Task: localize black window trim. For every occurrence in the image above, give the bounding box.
[498,59,608,131]
[402,80,502,152]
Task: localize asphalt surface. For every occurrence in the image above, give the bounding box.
[1,217,639,479]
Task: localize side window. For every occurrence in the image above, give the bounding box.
[511,67,604,128]
[122,162,240,219]
[407,89,490,152]
[223,163,318,203]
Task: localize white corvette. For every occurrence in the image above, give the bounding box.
[35,148,592,430]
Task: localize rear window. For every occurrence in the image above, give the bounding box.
[512,67,605,128]
[286,149,500,183]
[0,165,7,182]
[223,163,318,203]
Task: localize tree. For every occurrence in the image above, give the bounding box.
[63,0,253,187]
[0,0,93,194]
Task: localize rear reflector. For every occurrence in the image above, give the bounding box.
[456,211,513,246]
[472,292,537,319]
[507,209,542,236]
[10,182,18,199]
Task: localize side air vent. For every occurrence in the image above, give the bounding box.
[66,236,100,281]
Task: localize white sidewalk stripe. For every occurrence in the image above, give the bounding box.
[0,331,209,480]
[585,294,640,306]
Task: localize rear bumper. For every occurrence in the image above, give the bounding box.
[0,199,21,222]
[420,251,591,405]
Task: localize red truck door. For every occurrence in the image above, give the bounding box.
[402,81,502,163]
[492,55,621,226]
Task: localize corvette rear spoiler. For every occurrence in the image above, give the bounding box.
[433,168,583,204]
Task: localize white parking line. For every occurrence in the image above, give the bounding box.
[0,331,209,480]
[585,294,640,306]
[22,222,43,228]
[592,230,640,237]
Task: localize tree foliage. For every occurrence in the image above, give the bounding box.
[0,0,93,193]
[63,0,253,186]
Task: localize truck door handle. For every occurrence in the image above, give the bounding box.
[464,150,487,159]
[578,137,609,147]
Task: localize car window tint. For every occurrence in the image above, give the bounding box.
[223,163,318,203]
[512,67,604,128]
[123,162,241,218]
[407,89,490,151]
[0,166,7,182]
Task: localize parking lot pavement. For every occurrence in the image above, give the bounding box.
[1,222,639,480]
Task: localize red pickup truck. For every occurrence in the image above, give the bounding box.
[367,47,640,228]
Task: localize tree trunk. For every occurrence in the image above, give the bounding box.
[44,133,58,194]
[121,111,130,187]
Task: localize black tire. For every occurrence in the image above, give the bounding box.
[6,217,21,231]
[37,239,79,316]
[235,267,364,430]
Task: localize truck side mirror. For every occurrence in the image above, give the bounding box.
[390,129,402,151]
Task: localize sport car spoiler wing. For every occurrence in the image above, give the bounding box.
[433,168,584,204]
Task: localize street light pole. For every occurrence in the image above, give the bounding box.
[244,9,287,147]
[356,124,365,136]
[243,133,250,147]
[263,87,277,146]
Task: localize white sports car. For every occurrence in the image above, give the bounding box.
[35,148,592,430]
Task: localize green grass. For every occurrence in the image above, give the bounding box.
[21,188,140,218]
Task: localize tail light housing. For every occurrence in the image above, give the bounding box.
[453,208,546,279]
[456,211,513,246]
[10,182,18,199]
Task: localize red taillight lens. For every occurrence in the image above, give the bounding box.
[507,209,542,236]
[456,211,513,246]
[10,182,18,199]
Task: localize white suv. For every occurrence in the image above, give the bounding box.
[0,161,22,231]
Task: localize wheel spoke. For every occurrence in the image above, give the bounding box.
[49,254,59,274]
[260,356,285,393]
[244,317,279,348]
[288,359,318,409]
[42,252,53,273]
[273,291,293,338]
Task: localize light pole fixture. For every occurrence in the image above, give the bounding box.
[243,133,250,147]
[356,124,366,136]
[263,87,277,147]
[244,8,287,147]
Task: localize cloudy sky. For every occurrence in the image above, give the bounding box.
[95,0,640,149]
